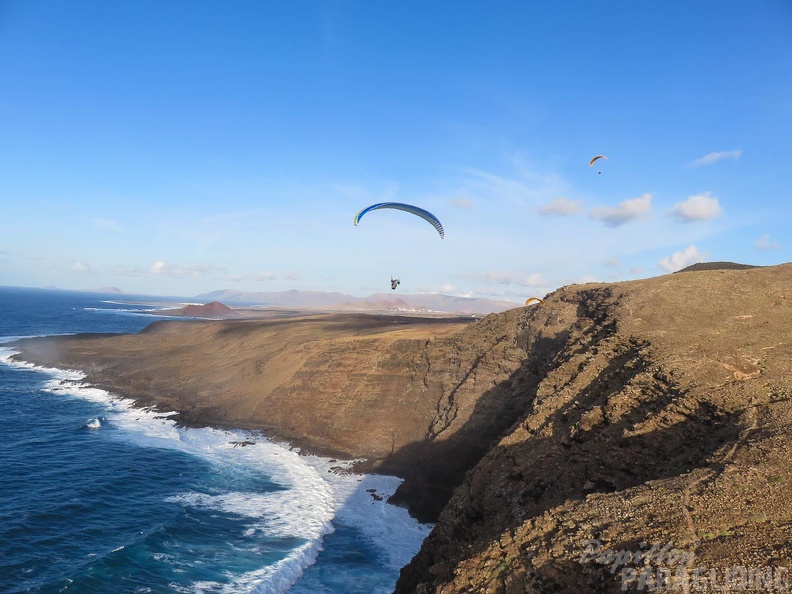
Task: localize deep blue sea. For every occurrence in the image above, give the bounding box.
[0,287,429,594]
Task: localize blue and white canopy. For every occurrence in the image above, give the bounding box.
[353,202,444,238]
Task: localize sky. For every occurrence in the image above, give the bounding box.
[1,1,791,303]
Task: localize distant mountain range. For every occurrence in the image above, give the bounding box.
[194,289,520,315]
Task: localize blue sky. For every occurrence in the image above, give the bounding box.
[1,1,790,302]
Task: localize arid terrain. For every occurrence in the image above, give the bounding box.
[13,263,792,593]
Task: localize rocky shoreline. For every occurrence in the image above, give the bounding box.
[12,263,792,593]
[11,311,517,521]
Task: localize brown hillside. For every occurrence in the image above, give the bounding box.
[396,263,792,593]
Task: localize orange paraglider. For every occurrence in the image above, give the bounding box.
[525,297,544,307]
[589,155,607,174]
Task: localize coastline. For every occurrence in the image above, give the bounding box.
[8,310,518,520]
[0,343,433,592]
[5,343,370,468]
[7,312,477,458]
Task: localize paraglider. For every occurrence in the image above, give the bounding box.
[353,202,445,239]
[391,277,400,290]
[525,297,544,307]
[589,155,607,174]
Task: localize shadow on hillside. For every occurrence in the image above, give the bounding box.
[390,330,741,592]
[381,332,567,522]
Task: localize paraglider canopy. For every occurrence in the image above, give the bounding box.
[353,202,445,239]
[525,297,544,306]
[589,155,607,174]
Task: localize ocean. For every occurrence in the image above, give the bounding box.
[0,286,430,594]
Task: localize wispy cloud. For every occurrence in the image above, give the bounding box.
[459,165,569,208]
[539,197,582,216]
[451,198,474,210]
[658,244,706,272]
[0,249,45,262]
[589,193,652,227]
[150,261,224,278]
[92,218,123,232]
[105,264,147,277]
[468,270,547,287]
[671,192,723,222]
[690,150,742,168]
[755,233,780,251]
[222,271,277,282]
[603,258,621,268]
[73,260,91,272]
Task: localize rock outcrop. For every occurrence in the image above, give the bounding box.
[163,301,241,319]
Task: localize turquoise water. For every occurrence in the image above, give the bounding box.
[0,287,429,593]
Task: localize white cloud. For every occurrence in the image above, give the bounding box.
[690,150,742,168]
[73,260,91,272]
[755,233,780,251]
[658,244,706,272]
[283,271,302,281]
[589,193,652,227]
[578,275,599,284]
[149,261,218,278]
[603,258,621,268]
[252,271,276,281]
[451,198,473,210]
[671,192,723,222]
[539,197,582,216]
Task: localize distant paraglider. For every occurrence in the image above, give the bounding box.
[589,155,607,174]
[391,277,400,290]
[353,202,445,239]
[524,297,544,307]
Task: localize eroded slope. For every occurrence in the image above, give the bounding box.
[396,264,792,592]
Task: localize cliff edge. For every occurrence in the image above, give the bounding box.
[396,263,792,592]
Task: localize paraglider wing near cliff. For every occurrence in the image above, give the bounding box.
[353,202,445,239]
[525,297,544,306]
[589,154,607,174]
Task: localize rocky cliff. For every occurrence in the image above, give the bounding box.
[396,263,792,592]
[12,264,792,592]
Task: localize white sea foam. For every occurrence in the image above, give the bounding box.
[85,418,102,429]
[82,306,175,318]
[0,349,433,593]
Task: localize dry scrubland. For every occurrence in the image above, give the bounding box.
[15,263,792,593]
